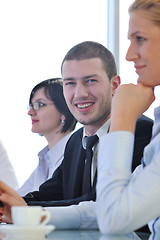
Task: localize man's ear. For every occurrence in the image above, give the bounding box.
[111,75,121,96]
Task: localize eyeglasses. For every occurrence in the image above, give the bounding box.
[27,102,53,111]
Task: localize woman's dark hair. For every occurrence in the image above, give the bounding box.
[29,78,77,133]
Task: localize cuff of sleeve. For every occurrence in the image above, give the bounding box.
[98,131,134,172]
[45,206,80,229]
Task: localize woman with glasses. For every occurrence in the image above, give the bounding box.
[18,78,77,195]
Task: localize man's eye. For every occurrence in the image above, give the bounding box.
[65,82,75,86]
[87,79,96,83]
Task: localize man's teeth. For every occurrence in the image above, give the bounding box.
[77,103,93,108]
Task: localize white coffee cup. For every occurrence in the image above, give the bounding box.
[11,206,50,226]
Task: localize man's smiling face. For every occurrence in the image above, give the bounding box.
[62,58,114,133]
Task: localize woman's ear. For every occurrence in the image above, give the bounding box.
[110,75,121,96]
[61,115,66,126]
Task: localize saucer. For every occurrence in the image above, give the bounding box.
[0,224,55,240]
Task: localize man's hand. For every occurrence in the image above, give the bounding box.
[110,83,155,133]
[0,181,27,222]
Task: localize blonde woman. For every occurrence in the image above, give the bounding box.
[97,0,160,236]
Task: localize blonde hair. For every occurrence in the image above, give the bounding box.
[129,0,160,26]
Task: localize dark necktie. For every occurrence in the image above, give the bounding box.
[82,135,99,194]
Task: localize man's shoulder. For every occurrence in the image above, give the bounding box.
[71,127,84,137]
[63,127,85,161]
[65,127,84,148]
[137,114,153,124]
[135,114,153,140]
[133,115,153,171]
[136,115,153,131]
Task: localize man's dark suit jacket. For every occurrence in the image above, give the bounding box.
[24,115,153,207]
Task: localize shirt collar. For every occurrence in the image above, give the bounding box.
[38,132,73,162]
[152,106,160,138]
[82,118,111,149]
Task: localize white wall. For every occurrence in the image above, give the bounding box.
[0,0,107,186]
[1,0,158,187]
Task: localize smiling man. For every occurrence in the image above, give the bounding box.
[0,41,153,230]
[62,56,118,135]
